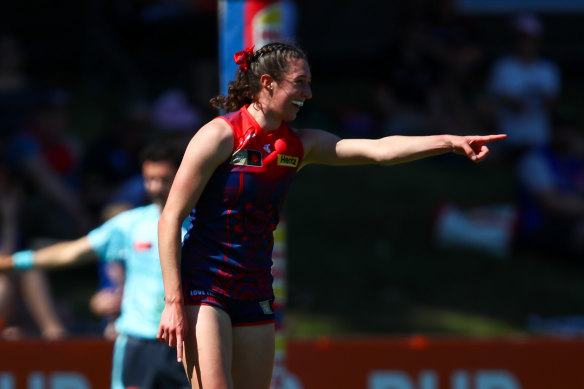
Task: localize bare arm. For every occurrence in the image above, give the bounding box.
[299,129,507,167]
[0,236,97,271]
[157,119,233,361]
[158,119,233,304]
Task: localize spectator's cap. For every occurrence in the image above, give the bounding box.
[512,13,543,37]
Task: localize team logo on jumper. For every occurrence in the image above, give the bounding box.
[230,149,262,167]
[133,240,152,251]
[277,154,298,167]
[259,300,273,315]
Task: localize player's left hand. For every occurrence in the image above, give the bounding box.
[450,134,507,162]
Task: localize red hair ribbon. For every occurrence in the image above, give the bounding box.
[233,45,255,72]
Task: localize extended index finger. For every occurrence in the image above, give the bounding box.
[478,134,507,143]
[176,331,184,362]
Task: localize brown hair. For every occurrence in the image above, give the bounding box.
[210,42,307,113]
[140,138,186,169]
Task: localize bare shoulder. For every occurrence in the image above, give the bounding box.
[184,118,234,157]
[193,117,234,145]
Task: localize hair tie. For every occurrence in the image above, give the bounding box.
[233,45,255,72]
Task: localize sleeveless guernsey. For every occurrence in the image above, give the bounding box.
[181,105,304,301]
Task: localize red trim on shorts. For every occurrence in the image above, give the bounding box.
[184,294,222,307]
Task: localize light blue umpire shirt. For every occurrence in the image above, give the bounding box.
[88,203,189,339]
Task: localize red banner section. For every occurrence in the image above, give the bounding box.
[2,336,584,388]
[286,336,584,389]
[243,0,277,48]
[0,338,113,389]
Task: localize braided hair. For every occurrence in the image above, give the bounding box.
[210,42,308,113]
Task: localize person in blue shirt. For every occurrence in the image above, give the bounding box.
[0,139,190,389]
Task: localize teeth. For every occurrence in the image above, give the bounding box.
[292,100,304,107]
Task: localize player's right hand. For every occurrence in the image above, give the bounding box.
[157,299,188,362]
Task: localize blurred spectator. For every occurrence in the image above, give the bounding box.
[374,0,438,136]
[425,0,482,85]
[151,88,202,133]
[0,269,69,340]
[488,13,561,162]
[424,0,485,133]
[515,114,584,258]
[6,88,93,241]
[17,89,82,186]
[82,101,153,219]
[89,260,124,340]
[0,34,37,142]
[375,0,484,136]
[0,35,85,339]
[0,169,67,340]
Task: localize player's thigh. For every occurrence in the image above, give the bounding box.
[232,323,275,389]
[183,304,233,389]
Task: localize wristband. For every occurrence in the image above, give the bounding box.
[13,250,35,270]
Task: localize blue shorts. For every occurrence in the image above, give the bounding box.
[111,334,189,389]
[184,288,275,327]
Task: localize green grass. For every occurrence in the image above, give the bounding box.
[283,158,584,336]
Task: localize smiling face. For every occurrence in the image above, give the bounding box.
[265,57,312,122]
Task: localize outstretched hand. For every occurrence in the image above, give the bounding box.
[450,134,507,162]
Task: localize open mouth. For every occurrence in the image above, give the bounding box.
[292,100,304,108]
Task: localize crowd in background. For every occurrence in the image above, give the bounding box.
[0,28,211,339]
[1,0,584,339]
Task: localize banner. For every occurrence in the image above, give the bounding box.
[218,0,298,95]
[286,337,584,388]
[3,337,584,388]
[0,339,113,389]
